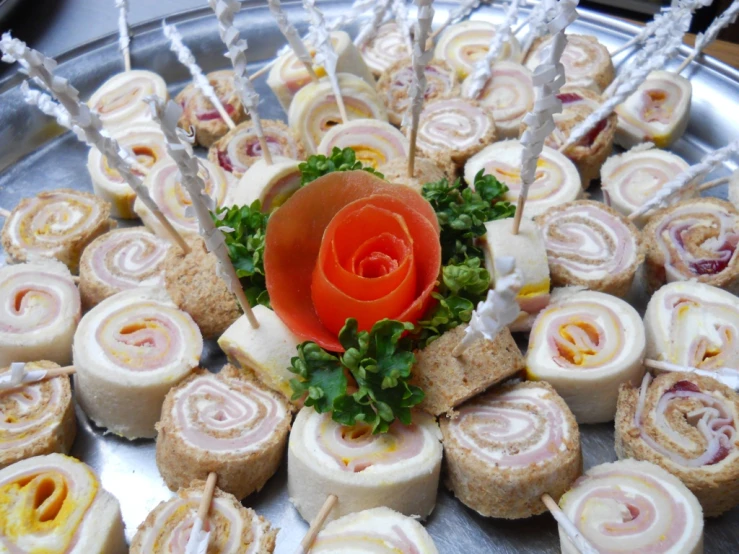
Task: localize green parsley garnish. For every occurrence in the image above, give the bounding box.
[299,147,384,187]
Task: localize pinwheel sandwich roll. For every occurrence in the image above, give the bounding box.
[78,227,171,310]
[482,217,551,332]
[412,324,525,416]
[643,198,739,293]
[134,158,232,239]
[644,280,739,370]
[616,70,692,150]
[87,123,169,218]
[208,119,306,178]
[442,381,582,519]
[288,73,388,154]
[558,459,704,554]
[73,287,202,439]
[360,22,411,77]
[0,361,75,469]
[88,69,168,131]
[218,305,301,400]
[156,365,291,500]
[0,453,126,554]
[377,58,459,126]
[175,69,247,147]
[435,20,522,80]
[288,408,443,523]
[311,507,439,554]
[616,371,739,517]
[163,237,241,339]
[465,140,582,218]
[226,156,301,212]
[317,119,409,170]
[525,34,614,93]
[535,200,645,297]
[378,156,449,194]
[462,61,534,139]
[0,260,80,367]
[269,30,374,112]
[601,144,691,227]
[130,482,277,554]
[1,189,114,273]
[526,290,646,423]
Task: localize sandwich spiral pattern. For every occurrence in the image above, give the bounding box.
[360,22,410,77]
[88,70,168,131]
[317,119,409,169]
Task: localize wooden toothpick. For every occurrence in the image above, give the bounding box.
[541,494,600,554]
[115,0,132,71]
[295,494,338,554]
[0,207,10,218]
[697,175,730,192]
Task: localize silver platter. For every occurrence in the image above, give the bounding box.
[1,1,738,552]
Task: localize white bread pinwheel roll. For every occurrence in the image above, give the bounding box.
[219,305,301,401]
[78,227,171,310]
[601,145,691,227]
[88,69,168,132]
[156,365,291,500]
[377,58,459,126]
[558,459,703,554]
[0,260,80,367]
[435,20,522,80]
[130,483,277,553]
[482,217,550,332]
[1,189,113,273]
[208,119,306,178]
[360,22,411,77]
[615,70,692,150]
[526,290,646,423]
[535,200,645,296]
[288,408,443,523]
[0,453,126,554]
[378,156,448,194]
[87,123,169,218]
[404,96,496,168]
[226,156,301,213]
[134,158,231,239]
[525,34,614,93]
[616,371,739,517]
[269,30,375,112]
[175,69,248,148]
[465,140,582,218]
[644,280,739,371]
[0,361,75,469]
[73,287,202,439]
[318,119,409,169]
[462,61,534,139]
[288,74,388,154]
[441,381,581,519]
[643,198,739,293]
[311,507,439,554]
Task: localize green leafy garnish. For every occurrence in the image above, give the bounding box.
[211,202,270,308]
[299,147,384,187]
[289,318,424,433]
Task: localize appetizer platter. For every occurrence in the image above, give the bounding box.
[1,0,739,552]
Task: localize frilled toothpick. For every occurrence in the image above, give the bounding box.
[185,472,218,554]
[147,97,259,329]
[267,0,319,83]
[0,363,76,393]
[676,0,739,73]
[518,0,552,59]
[115,0,132,71]
[430,0,481,40]
[407,0,435,178]
[514,0,578,235]
[0,32,190,254]
[162,21,236,130]
[354,0,394,49]
[644,360,739,391]
[392,0,414,55]
[209,0,272,165]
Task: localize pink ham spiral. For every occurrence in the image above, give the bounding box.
[88,70,168,130]
[317,120,409,169]
[176,70,242,127]
[360,22,410,76]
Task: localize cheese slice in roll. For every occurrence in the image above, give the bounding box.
[73,287,202,440]
[527,289,646,423]
[318,119,409,169]
[0,260,80,367]
[288,408,443,523]
[225,156,302,212]
[558,459,704,554]
[0,453,126,554]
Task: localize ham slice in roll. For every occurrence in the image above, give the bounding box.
[88,69,168,131]
[616,371,739,516]
[156,365,291,500]
[558,459,703,554]
[0,453,126,553]
[73,287,202,439]
[288,408,442,523]
[318,119,409,169]
[0,361,75,469]
[441,381,581,519]
[0,260,80,367]
[527,290,646,423]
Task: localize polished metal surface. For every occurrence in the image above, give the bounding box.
[0,2,738,552]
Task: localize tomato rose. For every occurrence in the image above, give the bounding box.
[264,171,441,351]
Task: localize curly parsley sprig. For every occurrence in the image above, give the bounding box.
[299,147,384,187]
